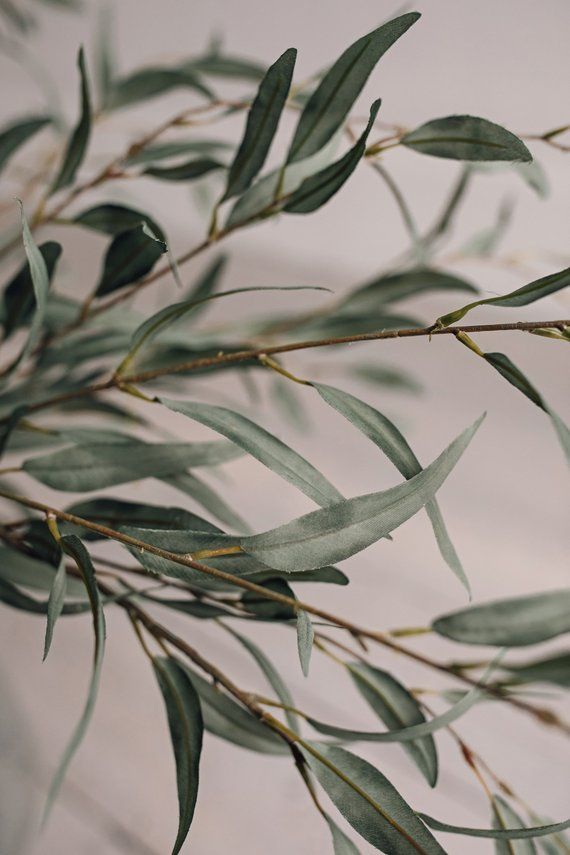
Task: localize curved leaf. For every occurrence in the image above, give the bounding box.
[402,115,531,162]
[95,222,167,297]
[0,115,50,176]
[420,813,569,841]
[143,157,224,181]
[50,48,91,194]
[107,66,212,110]
[73,203,164,237]
[2,241,62,339]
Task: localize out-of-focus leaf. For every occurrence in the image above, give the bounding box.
[0,577,90,614]
[349,364,422,394]
[143,157,224,182]
[186,52,266,81]
[94,2,114,109]
[0,115,50,176]
[458,198,513,258]
[296,609,314,677]
[23,440,243,491]
[326,816,361,855]
[287,13,420,163]
[313,383,470,592]
[0,545,85,596]
[160,397,344,508]
[73,203,164,237]
[419,811,568,842]
[43,553,67,660]
[222,48,296,201]
[95,222,167,297]
[402,115,532,162]
[50,48,91,194]
[183,666,288,754]
[164,471,251,533]
[152,656,203,855]
[2,241,61,338]
[435,266,570,328]
[43,536,105,821]
[242,415,483,572]
[433,589,570,646]
[492,796,538,854]
[125,139,232,167]
[107,66,212,110]
[349,663,438,786]
[500,652,570,688]
[342,268,477,314]
[515,161,549,198]
[301,743,445,853]
[284,100,380,214]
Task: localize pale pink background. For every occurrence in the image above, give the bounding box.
[1,1,569,853]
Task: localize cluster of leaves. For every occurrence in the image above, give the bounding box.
[0,8,569,855]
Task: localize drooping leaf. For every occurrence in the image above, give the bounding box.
[0,115,50,176]
[23,440,243,491]
[43,536,105,821]
[241,414,483,572]
[73,203,164,236]
[492,796,538,854]
[43,553,67,660]
[296,609,314,677]
[432,589,570,647]
[152,656,203,855]
[184,254,227,303]
[435,266,570,328]
[107,66,212,110]
[143,157,225,182]
[286,13,420,163]
[342,268,477,315]
[95,222,167,297]
[313,383,470,592]
[222,47,296,201]
[50,48,91,194]
[284,100,381,214]
[420,812,569,842]
[301,742,445,853]
[2,241,62,339]
[402,115,532,162]
[349,663,438,787]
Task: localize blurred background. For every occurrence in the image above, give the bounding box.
[0,1,568,853]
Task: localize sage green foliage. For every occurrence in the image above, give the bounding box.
[0,7,568,854]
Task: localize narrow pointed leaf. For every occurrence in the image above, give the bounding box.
[342,268,477,314]
[143,157,224,181]
[501,652,570,688]
[50,48,91,193]
[285,100,380,214]
[433,589,570,646]
[107,66,212,110]
[73,203,164,236]
[95,222,167,297]
[0,577,91,615]
[0,115,50,175]
[287,13,420,163]
[301,743,445,853]
[349,663,438,787]
[222,47,296,200]
[314,383,470,592]
[43,536,105,821]
[420,813,569,841]
[242,414,483,572]
[43,554,67,660]
[125,139,232,167]
[402,115,531,162]
[2,241,62,338]
[152,656,203,855]
[297,609,314,677]
[493,797,537,854]
[160,398,344,508]
[326,815,361,855]
[164,471,251,533]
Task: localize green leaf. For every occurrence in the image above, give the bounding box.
[64,497,219,538]
[501,652,570,688]
[50,48,91,194]
[326,815,361,855]
[107,66,212,110]
[342,268,477,314]
[222,47,296,201]
[43,536,105,821]
[160,397,344,508]
[0,544,85,596]
[23,440,243,491]
[402,115,532,162]
[242,414,483,572]
[183,666,287,754]
[163,471,251,533]
[95,222,167,297]
[186,52,266,82]
[184,254,227,303]
[349,364,422,395]
[349,663,438,787]
[0,115,50,176]
[0,577,90,615]
[143,157,224,182]
[313,383,470,593]
[301,743,445,854]
[287,13,420,164]
[420,812,569,842]
[125,139,232,167]
[152,656,203,855]
[493,796,538,854]
[297,609,314,677]
[2,241,62,338]
[433,589,570,646]
[284,100,380,214]
[43,554,67,660]
[73,203,165,236]
[435,266,570,328]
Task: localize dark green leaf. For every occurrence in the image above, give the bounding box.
[402,115,532,162]
[242,414,483,572]
[297,609,314,677]
[43,536,105,821]
[313,383,470,592]
[95,222,167,297]
[287,13,420,163]
[160,397,344,508]
[43,554,67,660]
[0,577,89,615]
[301,742,445,853]
[107,66,212,110]
[125,139,232,167]
[152,656,203,855]
[343,268,477,314]
[143,157,224,181]
[501,652,570,688]
[2,241,61,338]
[0,544,83,595]
[73,203,165,237]
[285,100,380,213]
[420,812,569,841]
[50,48,91,194]
[222,47,296,200]
[349,663,438,787]
[0,115,50,176]
[64,497,219,538]
[433,589,570,646]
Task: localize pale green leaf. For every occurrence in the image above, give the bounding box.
[297,609,314,677]
[419,812,569,842]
